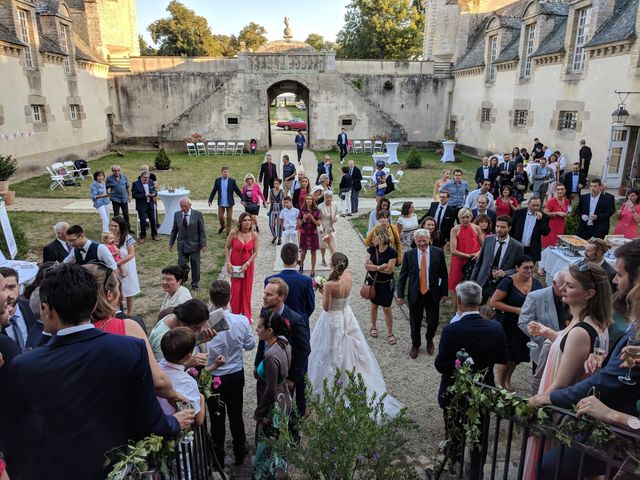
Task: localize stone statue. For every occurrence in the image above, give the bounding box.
[283,16,292,40]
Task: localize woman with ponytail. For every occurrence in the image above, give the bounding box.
[306,252,403,417]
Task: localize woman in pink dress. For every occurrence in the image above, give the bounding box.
[241,173,267,233]
[225,212,259,322]
[542,183,570,248]
[449,208,483,301]
[613,189,640,239]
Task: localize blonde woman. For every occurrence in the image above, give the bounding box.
[449,208,483,299]
[319,190,339,266]
[241,173,267,232]
[433,169,450,200]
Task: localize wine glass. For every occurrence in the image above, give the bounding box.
[618,332,639,385]
[526,321,540,350]
[593,334,608,368]
[177,400,195,444]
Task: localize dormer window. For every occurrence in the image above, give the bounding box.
[522,24,535,78]
[571,7,591,72]
[487,35,498,81]
[59,23,72,74]
[17,9,34,69]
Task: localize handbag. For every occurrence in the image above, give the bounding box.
[360,249,379,300]
[462,258,476,281]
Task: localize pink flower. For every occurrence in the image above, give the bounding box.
[213,376,222,390]
[186,368,198,378]
[454,359,461,369]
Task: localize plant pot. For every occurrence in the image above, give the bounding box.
[0,181,9,192]
[2,190,15,206]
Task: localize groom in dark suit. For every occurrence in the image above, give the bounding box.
[208,166,243,234]
[576,179,616,239]
[131,171,159,242]
[10,264,191,480]
[169,197,207,291]
[397,229,449,359]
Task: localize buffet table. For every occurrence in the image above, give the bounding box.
[539,247,616,285]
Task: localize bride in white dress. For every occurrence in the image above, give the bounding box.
[307,252,404,417]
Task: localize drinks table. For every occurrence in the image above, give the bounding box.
[384,142,400,164]
[441,140,456,163]
[157,189,190,235]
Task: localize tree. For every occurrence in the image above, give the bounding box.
[335,0,424,60]
[212,34,238,57]
[305,33,327,51]
[237,22,267,51]
[148,0,220,56]
[138,35,156,56]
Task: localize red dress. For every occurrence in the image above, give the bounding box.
[448,225,481,290]
[613,203,640,239]
[495,196,518,217]
[542,197,569,248]
[94,317,126,335]
[230,235,255,322]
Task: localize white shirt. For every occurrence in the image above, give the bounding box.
[160,286,192,311]
[181,208,192,226]
[482,166,489,179]
[449,313,462,324]
[63,239,118,270]
[279,207,299,232]
[142,182,150,200]
[543,149,553,159]
[5,304,28,346]
[558,155,567,171]
[57,323,95,336]
[522,211,537,247]
[57,238,71,253]
[207,309,255,376]
[464,189,494,210]
[417,247,430,290]
[493,236,510,268]
[157,360,201,415]
[434,203,447,226]
[588,194,600,226]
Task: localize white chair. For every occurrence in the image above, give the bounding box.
[373,140,383,153]
[63,161,81,179]
[383,167,390,175]
[52,162,75,183]
[216,142,226,155]
[353,140,363,154]
[363,140,373,153]
[196,142,206,155]
[186,143,197,156]
[206,141,216,155]
[235,142,245,155]
[46,166,66,191]
[361,165,375,187]
[225,142,236,155]
[393,170,404,191]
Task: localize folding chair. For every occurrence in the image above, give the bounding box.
[225,142,236,155]
[186,143,197,156]
[216,142,226,155]
[235,142,245,155]
[373,140,383,153]
[46,166,66,191]
[393,170,404,191]
[52,162,76,184]
[363,140,373,153]
[361,165,375,187]
[353,140,363,154]
[74,159,91,180]
[196,142,206,155]
[63,161,81,179]
[206,142,216,155]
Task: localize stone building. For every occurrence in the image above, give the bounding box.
[424,0,640,187]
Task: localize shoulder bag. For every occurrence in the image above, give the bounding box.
[360,249,379,300]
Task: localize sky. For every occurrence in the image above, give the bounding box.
[136,0,351,46]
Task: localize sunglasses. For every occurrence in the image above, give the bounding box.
[578,263,597,285]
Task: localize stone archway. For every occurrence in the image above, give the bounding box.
[267,80,310,148]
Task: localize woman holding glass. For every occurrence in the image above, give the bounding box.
[613,189,640,239]
[542,183,570,248]
[241,173,267,233]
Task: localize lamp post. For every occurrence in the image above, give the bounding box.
[606,91,640,190]
[611,91,640,124]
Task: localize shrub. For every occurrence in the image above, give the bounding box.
[353,78,363,90]
[383,80,394,90]
[0,155,18,181]
[0,218,28,259]
[405,148,422,169]
[564,199,580,235]
[154,148,171,171]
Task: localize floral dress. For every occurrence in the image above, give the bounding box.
[298,207,321,251]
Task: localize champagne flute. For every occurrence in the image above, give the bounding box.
[526,321,540,350]
[593,334,608,368]
[618,332,639,385]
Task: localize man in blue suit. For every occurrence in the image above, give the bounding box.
[131,171,158,242]
[264,243,315,321]
[10,265,193,480]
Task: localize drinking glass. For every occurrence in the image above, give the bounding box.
[593,335,608,368]
[177,400,195,444]
[526,321,540,350]
[618,333,639,385]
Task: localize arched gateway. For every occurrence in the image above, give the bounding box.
[267,80,310,147]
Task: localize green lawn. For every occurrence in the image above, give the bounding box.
[11,211,227,326]
[316,149,478,199]
[12,151,263,200]
[269,105,307,124]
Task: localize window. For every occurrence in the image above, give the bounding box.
[571,8,591,73]
[514,110,528,126]
[341,119,353,126]
[487,35,498,81]
[32,105,44,123]
[558,111,577,130]
[70,104,80,120]
[226,117,238,125]
[17,10,33,68]
[481,108,492,122]
[522,24,535,78]
[59,24,71,74]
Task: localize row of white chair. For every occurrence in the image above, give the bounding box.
[349,140,384,154]
[186,141,245,156]
[361,165,404,191]
[47,161,91,191]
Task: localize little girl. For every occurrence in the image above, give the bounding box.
[103,232,127,278]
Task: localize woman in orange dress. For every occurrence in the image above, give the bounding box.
[225,212,260,322]
[542,184,570,248]
[449,208,483,302]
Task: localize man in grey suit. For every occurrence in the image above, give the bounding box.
[169,197,207,291]
[471,215,524,302]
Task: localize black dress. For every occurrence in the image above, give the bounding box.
[366,246,397,308]
[495,276,543,363]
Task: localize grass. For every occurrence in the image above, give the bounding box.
[13,151,263,200]
[269,105,307,125]
[316,149,478,199]
[11,210,227,327]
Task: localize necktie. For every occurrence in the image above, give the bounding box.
[437,206,443,226]
[182,214,188,229]
[492,241,504,269]
[66,243,72,253]
[9,315,25,351]
[79,248,86,254]
[420,251,428,295]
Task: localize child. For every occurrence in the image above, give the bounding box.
[157,327,206,427]
[279,196,300,245]
[102,232,127,278]
[374,161,386,199]
[339,165,352,216]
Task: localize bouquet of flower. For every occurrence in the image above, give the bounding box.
[313,275,327,291]
[186,367,221,400]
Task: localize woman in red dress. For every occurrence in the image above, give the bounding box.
[495,185,519,217]
[613,189,640,239]
[226,212,259,322]
[542,183,569,248]
[449,208,483,302]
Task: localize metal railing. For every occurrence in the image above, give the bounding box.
[434,383,640,480]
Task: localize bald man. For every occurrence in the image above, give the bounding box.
[169,198,207,291]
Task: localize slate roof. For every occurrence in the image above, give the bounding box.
[532,16,567,56]
[73,33,107,64]
[0,22,26,46]
[538,2,569,16]
[586,0,638,47]
[453,35,486,70]
[495,0,530,18]
[38,32,67,56]
[495,33,521,63]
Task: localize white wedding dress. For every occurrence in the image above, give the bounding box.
[307,295,404,417]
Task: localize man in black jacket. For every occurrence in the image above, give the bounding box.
[576,179,616,239]
[562,162,587,199]
[0,267,38,353]
[131,171,158,242]
[579,139,593,177]
[420,191,457,244]
[347,160,362,213]
[337,128,348,163]
[511,197,550,262]
[43,221,70,263]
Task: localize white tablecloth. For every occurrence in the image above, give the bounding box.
[385,142,400,164]
[157,189,190,235]
[539,248,615,285]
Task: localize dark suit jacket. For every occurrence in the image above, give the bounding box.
[43,239,68,263]
[169,209,206,254]
[396,246,448,305]
[208,176,243,206]
[434,313,508,409]
[576,192,616,239]
[471,235,524,287]
[131,180,157,211]
[259,161,278,193]
[350,166,363,192]
[511,208,551,261]
[265,270,315,321]
[11,328,180,480]
[316,162,333,185]
[337,133,348,146]
[474,166,492,187]
[561,171,586,194]
[550,328,639,415]
[254,305,311,382]
[471,208,497,232]
[0,300,38,351]
[420,202,456,243]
